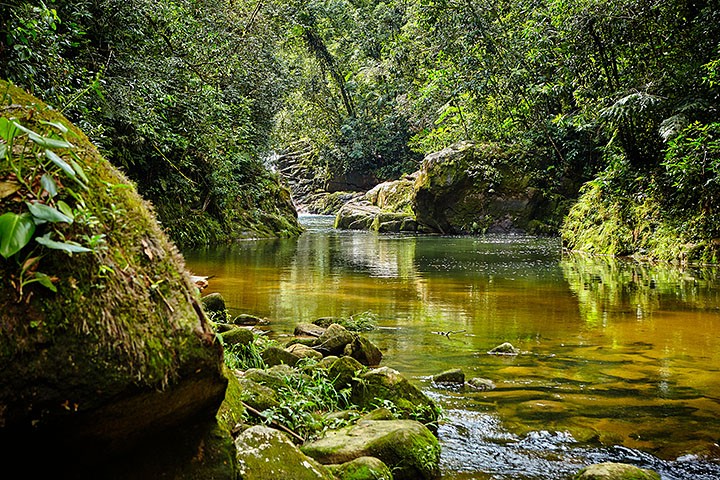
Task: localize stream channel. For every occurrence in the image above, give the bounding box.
[184,214,720,479]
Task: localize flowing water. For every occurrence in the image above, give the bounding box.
[184,215,720,479]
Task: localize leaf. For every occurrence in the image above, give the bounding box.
[33,272,58,292]
[26,201,73,225]
[0,212,36,258]
[69,158,89,184]
[1,180,21,199]
[0,117,18,142]
[45,149,76,178]
[39,120,69,134]
[0,142,6,159]
[35,233,91,254]
[57,201,73,219]
[40,174,58,198]
[12,122,73,149]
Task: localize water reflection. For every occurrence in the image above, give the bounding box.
[184,215,720,479]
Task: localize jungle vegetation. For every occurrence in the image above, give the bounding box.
[2,0,719,260]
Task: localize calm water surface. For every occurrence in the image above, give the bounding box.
[184,215,720,479]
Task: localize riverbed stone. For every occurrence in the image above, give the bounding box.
[261,345,301,367]
[314,323,356,356]
[344,335,383,366]
[302,419,440,480]
[467,377,496,391]
[488,342,520,355]
[201,292,227,315]
[233,376,280,411]
[295,322,327,337]
[329,356,366,390]
[432,368,465,386]
[236,425,335,480]
[573,462,661,480]
[287,343,324,360]
[232,313,266,326]
[350,367,440,426]
[220,327,255,348]
[327,456,393,480]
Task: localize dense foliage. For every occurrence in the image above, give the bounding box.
[3,0,719,260]
[1,0,302,247]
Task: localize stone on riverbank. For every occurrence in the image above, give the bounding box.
[302,419,440,480]
[344,335,383,366]
[573,462,661,480]
[220,327,255,348]
[236,425,335,480]
[314,323,356,355]
[202,292,227,316]
[328,456,393,480]
[351,367,440,427]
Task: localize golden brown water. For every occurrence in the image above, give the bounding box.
[184,215,720,479]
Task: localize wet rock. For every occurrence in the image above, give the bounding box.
[201,292,226,315]
[361,408,396,421]
[302,419,440,480]
[350,367,440,427]
[236,425,335,480]
[432,368,465,385]
[287,343,324,361]
[314,323,356,356]
[317,355,340,369]
[219,326,254,348]
[261,345,301,367]
[488,342,520,355]
[344,335,383,366]
[329,356,366,390]
[232,313,266,326]
[467,377,496,391]
[233,376,279,412]
[573,462,661,480]
[328,456,393,480]
[295,322,327,337]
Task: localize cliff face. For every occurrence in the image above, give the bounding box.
[0,80,229,476]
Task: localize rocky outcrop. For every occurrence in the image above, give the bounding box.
[302,419,441,480]
[0,80,228,477]
[335,141,552,234]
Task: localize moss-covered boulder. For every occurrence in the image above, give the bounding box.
[220,326,255,348]
[351,367,440,427]
[302,419,440,480]
[329,355,366,390]
[432,369,465,386]
[0,80,228,476]
[573,462,661,480]
[261,345,301,367]
[314,323,356,356]
[344,335,383,366]
[328,456,393,480]
[334,141,550,235]
[233,376,280,412]
[236,425,335,480]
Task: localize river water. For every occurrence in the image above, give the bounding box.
[184,214,720,479]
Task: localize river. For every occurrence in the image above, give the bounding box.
[184,214,720,479]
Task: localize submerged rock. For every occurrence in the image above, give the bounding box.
[236,425,335,480]
[302,419,440,480]
[573,462,661,480]
[488,342,520,355]
[467,377,496,391]
[432,368,465,386]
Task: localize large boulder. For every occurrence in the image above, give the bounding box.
[236,425,335,480]
[334,140,547,234]
[0,81,228,476]
[302,419,440,480]
[328,456,393,480]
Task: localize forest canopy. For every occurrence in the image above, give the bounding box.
[2,0,719,260]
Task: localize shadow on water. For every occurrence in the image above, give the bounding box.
[184,214,720,479]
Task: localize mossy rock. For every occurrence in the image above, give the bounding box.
[233,376,280,411]
[432,369,465,386]
[0,80,227,474]
[314,323,356,356]
[236,425,335,480]
[351,367,440,427]
[573,462,661,480]
[302,419,440,480]
[261,345,301,367]
[201,292,227,315]
[329,356,366,390]
[344,335,383,366]
[328,456,393,480]
[220,327,255,348]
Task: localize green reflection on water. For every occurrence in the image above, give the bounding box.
[184,219,720,463]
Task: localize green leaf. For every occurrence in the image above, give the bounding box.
[40,174,58,198]
[0,212,36,258]
[0,117,18,142]
[69,158,89,184]
[26,201,74,224]
[35,233,91,254]
[0,142,7,159]
[57,201,73,219]
[13,121,73,149]
[45,149,76,178]
[39,120,69,134]
[33,272,58,292]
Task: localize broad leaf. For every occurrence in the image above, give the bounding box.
[39,120,69,134]
[57,201,73,219]
[45,149,76,178]
[35,233,91,254]
[69,158,89,184]
[40,174,58,198]
[33,272,58,292]
[26,201,73,225]
[0,212,36,258]
[0,117,18,142]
